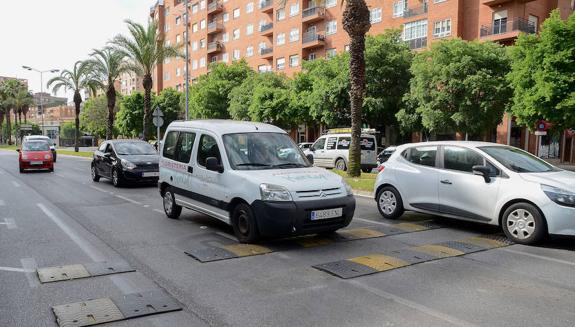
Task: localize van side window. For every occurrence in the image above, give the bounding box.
[408,146,437,167]
[326,137,337,150]
[163,131,179,160]
[175,132,196,163]
[197,134,222,167]
[313,137,326,150]
[337,137,351,149]
[360,137,376,151]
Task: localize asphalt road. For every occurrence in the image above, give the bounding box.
[1,150,575,327]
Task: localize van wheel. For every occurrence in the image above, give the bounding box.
[377,186,404,219]
[232,203,260,243]
[502,203,547,245]
[163,187,182,219]
[335,159,347,171]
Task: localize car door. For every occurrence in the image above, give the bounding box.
[101,143,116,177]
[438,145,501,223]
[160,130,196,192]
[324,136,338,167]
[94,142,108,174]
[400,145,441,213]
[311,137,328,167]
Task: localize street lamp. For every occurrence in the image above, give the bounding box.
[22,66,59,136]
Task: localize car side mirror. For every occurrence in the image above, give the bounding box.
[103,153,112,158]
[472,165,491,183]
[206,157,223,173]
[306,154,314,165]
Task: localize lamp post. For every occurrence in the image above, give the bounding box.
[22,66,59,135]
[184,0,189,120]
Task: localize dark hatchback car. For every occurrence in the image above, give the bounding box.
[91,140,159,187]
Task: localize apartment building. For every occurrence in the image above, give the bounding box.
[119,72,144,96]
[0,75,28,87]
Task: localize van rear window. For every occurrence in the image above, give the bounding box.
[361,137,376,151]
[337,137,351,150]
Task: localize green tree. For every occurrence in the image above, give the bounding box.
[153,88,183,137]
[80,95,111,139]
[112,20,181,140]
[116,92,147,138]
[86,47,130,140]
[508,10,575,130]
[47,61,100,152]
[0,79,27,145]
[60,121,76,139]
[188,61,254,119]
[399,39,512,138]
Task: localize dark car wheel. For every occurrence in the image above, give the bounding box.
[91,165,100,182]
[232,203,260,243]
[53,153,57,163]
[112,168,123,187]
[163,187,182,219]
[335,158,347,171]
[502,202,547,245]
[377,186,404,219]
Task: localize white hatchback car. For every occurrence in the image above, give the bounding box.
[374,141,575,245]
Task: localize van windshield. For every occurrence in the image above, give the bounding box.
[223,133,311,170]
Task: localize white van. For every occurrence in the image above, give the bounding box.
[158,120,356,243]
[305,133,378,172]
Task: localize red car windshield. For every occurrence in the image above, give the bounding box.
[22,142,50,152]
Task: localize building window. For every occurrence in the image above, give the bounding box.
[326,0,336,8]
[175,16,181,25]
[493,10,508,34]
[211,56,218,63]
[326,20,337,35]
[164,72,171,81]
[164,24,170,32]
[176,67,181,77]
[192,3,198,13]
[433,19,451,38]
[192,41,198,51]
[308,52,316,60]
[258,65,271,73]
[192,60,198,70]
[246,2,254,13]
[289,55,299,67]
[192,23,198,33]
[200,38,206,48]
[276,57,286,70]
[434,0,446,2]
[277,33,285,45]
[289,28,299,42]
[290,2,299,16]
[222,53,229,63]
[344,44,350,52]
[233,8,240,19]
[233,49,241,60]
[223,13,229,22]
[233,28,240,40]
[370,8,382,24]
[200,19,206,29]
[528,14,538,33]
[246,46,254,57]
[246,24,254,35]
[199,57,206,67]
[277,8,285,20]
[326,48,337,58]
[393,0,407,18]
[222,32,229,42]
[176,34,182,44]
[200,0,206,9]
[403,19,428,40]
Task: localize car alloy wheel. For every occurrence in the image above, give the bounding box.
[164,191,174,216]
[335,159,346,171]
[91,165,100,182]
[237,208,250,236]
[506,209,536,240]
[112,169,121,187]
[379,191,397,215]
[163,188,182,219]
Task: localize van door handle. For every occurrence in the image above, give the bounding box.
[188,166,193,174]
[440,180,452,185]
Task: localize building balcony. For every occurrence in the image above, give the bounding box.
[259,47,273,59]
[403,3,428,18]
[406,37,427,50]
[207,41,223,53]
[207,21,223,34]
[302,32,325,49]
[482,0,535,6]
[260,22,273,36]
[207,1,223,14]
[259,0,273,13]
[480,17,536,42]
[302,6,326,23]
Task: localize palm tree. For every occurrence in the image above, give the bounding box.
[12,88,34,125]
[47,61,99,152]
[112,19,181,141]
[0,79,25,145]
[86,47,130,140]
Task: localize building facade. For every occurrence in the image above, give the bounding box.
[119,72,145,96]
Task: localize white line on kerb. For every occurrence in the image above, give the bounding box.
[502,248,575,267]
[116,195,142,205]
[349,280,479,327]
[11,181,20,187]
[0,266,35,273]
[354,217,393,227]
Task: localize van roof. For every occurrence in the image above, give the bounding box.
[320,133,376,138]
[168,119,286,135]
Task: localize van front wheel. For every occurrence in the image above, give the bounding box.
[335,159,347,171]
[232,203,260,243]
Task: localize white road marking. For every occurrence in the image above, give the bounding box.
[20,258,39,288]
[349,280,479,327]
[11,181,20,187]
[502,248,575,267]
[0,218,17,229]
[0,266,35,273]
[115,195,143,205]
[154,209,164,214]
[54,173,66,178]
[354,217,393,227]
[353,192,373,199]
[89,185,108,193]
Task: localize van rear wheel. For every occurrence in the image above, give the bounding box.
[163,187,182,219]
[335,159,347,171]
[232,203,260,243]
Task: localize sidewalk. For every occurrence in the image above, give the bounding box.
[59,146,98,152]
[545,159,575,172]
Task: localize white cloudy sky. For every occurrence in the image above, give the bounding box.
[0,0,149,101]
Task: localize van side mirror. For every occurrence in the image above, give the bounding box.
[206,157,223,173]
[472,165,491,183]
[306,154,314,165]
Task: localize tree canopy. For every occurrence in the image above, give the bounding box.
[80,95,113,139]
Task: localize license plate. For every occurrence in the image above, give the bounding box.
[310,208,343,221]
[30,161,43,165]
[143,172,159,177]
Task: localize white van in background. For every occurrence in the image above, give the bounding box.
[305,131,378,173]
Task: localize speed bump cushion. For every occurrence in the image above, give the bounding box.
[38,264,90,283]
[52,298,123,327]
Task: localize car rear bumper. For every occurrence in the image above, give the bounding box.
[251,195,355,238]
[540,201,575,236]
[20,161,53,170]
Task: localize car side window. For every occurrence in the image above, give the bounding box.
[408,146,437,167]
[163,131,179,160]
[337,137,350,149]
[105,144,114,154]
[175,132,196,164]
[326,137,337,150]
[313,137,326,150]
[444,146,485,173]
[197,134,222,167]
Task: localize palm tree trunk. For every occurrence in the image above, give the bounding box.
[142,74,153,141]
[73,90,82,152]
[106,84,116,140]
[18,109,22,125]
[6,109,12,145]
[0,111,5,144]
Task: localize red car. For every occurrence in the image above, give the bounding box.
[18,141,54,173]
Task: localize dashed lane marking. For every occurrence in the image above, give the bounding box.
[0,218,17,229]
[115,195,143,205]
[0,266,36,273]
[502,248,575,267]
[89,185,108,193]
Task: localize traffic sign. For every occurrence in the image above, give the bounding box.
[152,107,164,117]
[534,130,547,136]
[153,116,164,127]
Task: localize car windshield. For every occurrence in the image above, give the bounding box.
[223,132,311,170]
[479,146,556,173]
[22,142,49,152]
[114,142,157,155]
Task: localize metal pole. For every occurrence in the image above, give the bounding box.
[40,71,44,136]
[157,119,160,145]
[184,0,189,120]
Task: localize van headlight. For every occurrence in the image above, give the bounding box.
[343,180,353,196]
[121,159,137,170]
[260,184,293,202]
[542,184,575,208]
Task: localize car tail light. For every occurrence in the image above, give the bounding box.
[377,165,385,172]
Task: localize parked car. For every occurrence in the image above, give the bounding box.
[158,120,356,243]
[377,146,397,164]
[23,135,57,162]
[18,141,54,173]
[305,133,378,173]
[91,140,160,187]
[374,141,575,245]
[298,142,313,151]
